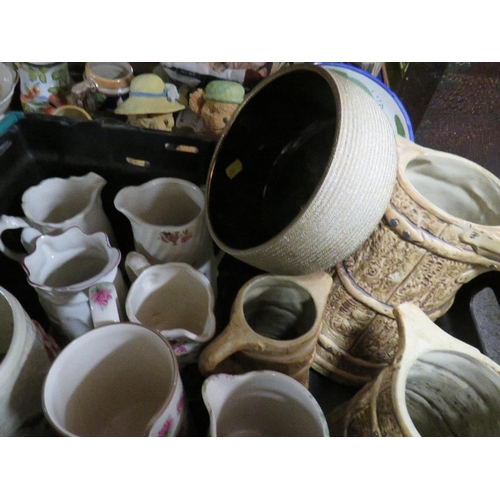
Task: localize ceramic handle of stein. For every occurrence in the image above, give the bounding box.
[393,302,487,364]
[198,323,264,376]
[89,282,121,328]
[0,215,31,261]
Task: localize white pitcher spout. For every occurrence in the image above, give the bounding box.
[202,373,245,436]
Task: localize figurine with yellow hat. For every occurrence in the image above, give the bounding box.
[115,73,185,131]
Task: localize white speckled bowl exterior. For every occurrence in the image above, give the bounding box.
[206,63,398,275]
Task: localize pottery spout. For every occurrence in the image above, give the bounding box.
[202,370,329,437]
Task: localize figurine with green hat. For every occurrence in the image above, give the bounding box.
[189,79,245,136]
[115,73,185,131]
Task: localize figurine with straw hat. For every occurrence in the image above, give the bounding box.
[115,73,185,131]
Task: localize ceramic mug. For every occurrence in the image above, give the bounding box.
[114,177,214,268]
[202,370,329,437]
[42,322,186,437]
[0,172,116,261]
[22,228,127,341]
[327,303,500,437]
[92,258,216,367]
[198,272,333,387]
[71,62,133,113]
[15,62,71,114]
[0,286,58,436]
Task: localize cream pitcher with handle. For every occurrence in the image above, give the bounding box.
[0,172,116,261]
[92,253,216,368]
[22,227,127,342]
[114,177,213,268]
[327,302,500,437]
[202,370,329,437]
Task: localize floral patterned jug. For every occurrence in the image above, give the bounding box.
[15,62,70,114]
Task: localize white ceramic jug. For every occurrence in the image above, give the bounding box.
[202,370,329,437]
[43,323,186,437]
[22,227,127,341]
[0,286,57,436]
[114,177,213,268]
[92,253,216,367]
[0,172,116,261]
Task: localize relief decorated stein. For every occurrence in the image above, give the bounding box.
[314,136,500,386]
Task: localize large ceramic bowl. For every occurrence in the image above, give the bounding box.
[317,62,414,140]
[0,63,18,117]
[206,63,398,275]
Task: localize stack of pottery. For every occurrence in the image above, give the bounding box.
[0,171,217,436]
[3,62,500,438]
[198,63,500,436]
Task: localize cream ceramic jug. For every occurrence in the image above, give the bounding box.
[327,303,500,437]
[43,323,186,437]
[22,228,127,341]
[202,370,329,437]
[93,253,216,367]
[0,286,57,436]
[0,172,116,261]
[114,177,213,268]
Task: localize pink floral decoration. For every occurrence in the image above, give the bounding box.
[157,418,173,437]
[174,345,187,355]
[91,286,113,307]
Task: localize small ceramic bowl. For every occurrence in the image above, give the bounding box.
[0,63,18,116]
[317,62,414,140]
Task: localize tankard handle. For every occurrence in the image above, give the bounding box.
[197,323,261,376]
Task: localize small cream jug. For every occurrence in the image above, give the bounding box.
[22,228,127,341]
[198,272,333,387]
[114,177,213,268]
[125,250,219,296]
[327,302,500,437]
[0,286,57,436]
[0,172,116,261]
[202,371,329,437]
[92,253,216,367]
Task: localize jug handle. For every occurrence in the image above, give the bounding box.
[0,215,31,261]
[89,282,121,328]
[198,322,264,376]
[393,302,500,375]
[124,251,151,284]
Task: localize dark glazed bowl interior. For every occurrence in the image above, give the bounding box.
[207,67,338,251]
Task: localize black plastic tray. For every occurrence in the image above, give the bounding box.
[1,114,500,436]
